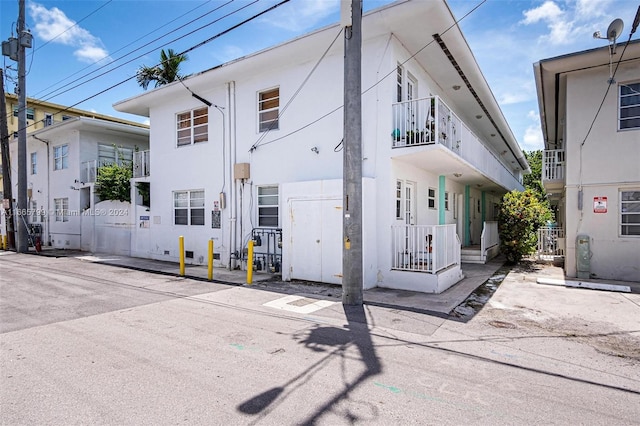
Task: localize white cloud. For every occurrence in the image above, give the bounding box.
[28,2,111,64]
[521,1,564,24]
[521,110,544,150]
[262,0,339,32]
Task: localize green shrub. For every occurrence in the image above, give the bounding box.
[96,163,132,202]
[498,189,552,264]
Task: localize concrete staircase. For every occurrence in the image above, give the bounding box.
[461,245,484,264]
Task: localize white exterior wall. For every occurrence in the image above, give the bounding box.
[564,60,640,281]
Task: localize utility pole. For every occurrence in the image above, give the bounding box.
[16,0,30,252]
[342,0,363,305]
[0,69,16,249]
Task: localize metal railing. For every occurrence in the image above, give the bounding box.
[391,224,458,273]
[480,221,499,262]
[80,160,97,183]
[543,149,565,181]
[537,226,565,260]
[392,96,523,191]
[133,150,150,178]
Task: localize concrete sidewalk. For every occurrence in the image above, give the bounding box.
[31,248,640,318]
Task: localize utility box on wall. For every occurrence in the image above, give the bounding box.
[234,163,250,180]
[576,234,590,279]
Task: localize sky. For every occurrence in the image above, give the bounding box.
[1,0,639,152]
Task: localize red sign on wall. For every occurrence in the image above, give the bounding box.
[593,197,607,213]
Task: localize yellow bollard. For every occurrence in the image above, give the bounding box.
[179,236,185,276]
[2,235,6,250]
[246,240,254,285]
[208,239,214,281]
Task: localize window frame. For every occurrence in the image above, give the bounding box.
[258,87,280,132]
[53,144,68,170]
[444,191,449,211]
[395,180,403,220]
[619,82,640,131]
[13,106,34,120]
[620,190,640,237]
[173,190,205,226]
[257,185,279,227]
[428,187,436,210]
[176,107,209,147]
[54,198,69,222]
[44,113,54,127]
[30,152,37,175]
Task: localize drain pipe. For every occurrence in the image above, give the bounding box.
[227,81,237,269]
[32,135,50,245]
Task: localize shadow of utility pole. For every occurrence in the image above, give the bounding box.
[237,304,382,424]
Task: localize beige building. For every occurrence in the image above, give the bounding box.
[2,93,146,193]
[534,39,640,282]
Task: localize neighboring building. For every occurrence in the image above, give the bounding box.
[6,117,149,250]
[534,39,640,282]
[2,92,147,196]
[115,0,529,293]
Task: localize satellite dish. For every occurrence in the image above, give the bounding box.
[607,18,624,41]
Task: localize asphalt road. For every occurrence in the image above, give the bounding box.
[1,252,639,425]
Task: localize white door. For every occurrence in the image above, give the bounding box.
[404,181,416,225]
[289,198,342,284]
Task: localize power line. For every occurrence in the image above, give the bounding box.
[3,0,291,139]
[254,0,487,150]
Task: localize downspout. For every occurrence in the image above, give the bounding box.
[32,135,50,245]
[227,81,237,269]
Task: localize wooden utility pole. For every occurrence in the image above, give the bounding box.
[0,68,16,249]
[342,0,363,305]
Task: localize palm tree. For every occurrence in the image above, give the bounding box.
[136,49,188,90]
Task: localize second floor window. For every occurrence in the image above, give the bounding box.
[620,82,640,130]
[54,144,68,170]
[98,144,133,167]
[258,88,279,132]
[30,152,37,175]
[177,108,208,146]
[13,106,34,120]
[44,113,54,127]
[428,188,436,209]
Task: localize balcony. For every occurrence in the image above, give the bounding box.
[80,160,97,183]
[133,150,150,178]
[542,149,565,193]
[392,96,523,192]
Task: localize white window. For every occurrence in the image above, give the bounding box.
[30,152,36,175]
[54,198,69,222]
[396,65,403,102]
[258,186,279,227]
[258,88,279,132]
[176,108,208,146]
[98,144,133,167]
[54,144,68,170]
[621,190,640,236]
[428,188,436,209]
[31,201,38,223]
[395,180,403,219]
[619,82,640,130]
[444,191,449,211]
[13,106,34,120]
[174,190,205,226]
[44,113,54,127]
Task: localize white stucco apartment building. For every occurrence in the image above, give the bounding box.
[534,39,640,282]
[6,117,149,251]
[115,0,529,293]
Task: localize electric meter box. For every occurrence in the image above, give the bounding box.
[234,163,250,180]
[576,234,590,279]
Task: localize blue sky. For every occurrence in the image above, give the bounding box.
[2,0,639,152]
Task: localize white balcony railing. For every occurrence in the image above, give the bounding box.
[543,149,565,181]
[391,224,459,273]
[392,96,522,191]
[80,160,97,183]
[133,150,150,178]
[480,221,499,262]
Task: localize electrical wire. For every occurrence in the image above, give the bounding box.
[253,0,487,150]
[249,26,343,152]
[28,0,215,101]
[2,0,290,139]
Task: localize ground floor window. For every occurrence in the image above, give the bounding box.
[258,186,279,227]
[621,190,640,236]
[174,190,205,226]
[54,198,69,222]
